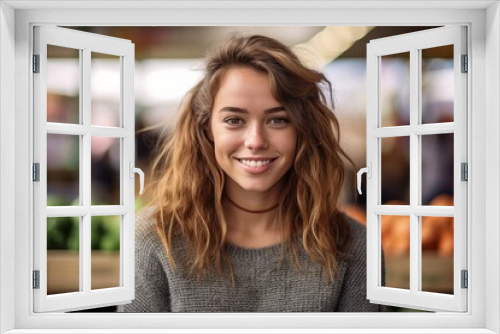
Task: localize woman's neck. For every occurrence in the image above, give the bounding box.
[223,198,282,248]
[225,195,279,214]
[222,186,282,242]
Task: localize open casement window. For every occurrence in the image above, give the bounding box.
[33,26,140,312]
[364,26,467,312]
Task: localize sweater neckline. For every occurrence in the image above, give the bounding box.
[225,235,301,260]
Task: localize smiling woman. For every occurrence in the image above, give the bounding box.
[210,67,298,249]
[118,35,384,313]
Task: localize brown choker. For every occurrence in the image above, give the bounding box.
[225,196,279,214]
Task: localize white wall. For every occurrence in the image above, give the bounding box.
[486,2,500,333]
[0,2,16,333]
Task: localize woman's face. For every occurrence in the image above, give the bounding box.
[210,66,297,197]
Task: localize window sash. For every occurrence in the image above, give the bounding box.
[366,26,468,312]
[32,25,136,313]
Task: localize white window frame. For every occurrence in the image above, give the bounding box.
[0,1,499,333]
[33,25,136,313]
[365,26,468,312]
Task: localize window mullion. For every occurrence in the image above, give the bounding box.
[90,205,128,216]
[47,123,88,135]
[90,126,128,138]
[409,47,420,294]
[33,26,49,304]
[453,27,468,308]
[373,205,454,216]
[46,123,129,138]
[365,45,379,299]
[413,123,454,135]
[81,47,92,294]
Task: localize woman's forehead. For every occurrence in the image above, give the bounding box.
[213,68,279,107]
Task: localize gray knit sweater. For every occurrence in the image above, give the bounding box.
[118,209,384,312]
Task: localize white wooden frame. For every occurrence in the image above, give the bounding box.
[32,26,135,312]
[0,1,499,333]
[366,26,467,312]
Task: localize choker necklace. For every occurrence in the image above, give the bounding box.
[225,196,279,214]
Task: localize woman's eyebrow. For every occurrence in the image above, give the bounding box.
[219,106,286,114]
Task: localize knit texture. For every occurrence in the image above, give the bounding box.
[118,209,385,312]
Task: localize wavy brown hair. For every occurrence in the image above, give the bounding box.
[149,35,354,283]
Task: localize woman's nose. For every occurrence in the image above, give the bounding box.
[244,124,269,151]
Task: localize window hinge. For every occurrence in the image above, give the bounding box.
[33,163,40,182]
[461,270,468,289]
[33,54,40,73]
[461,162,468,181]
[33,270,40,289]
[461,54,468,73]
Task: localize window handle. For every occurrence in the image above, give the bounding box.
[129,162,145,195]
[357,162,371,195]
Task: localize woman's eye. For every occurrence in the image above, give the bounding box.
[268,118,289,126]
[224,118,243,126]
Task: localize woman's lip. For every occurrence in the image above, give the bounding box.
[235,158,276,174]
[236,157,278,161]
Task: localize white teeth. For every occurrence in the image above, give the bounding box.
[240,159,271,167]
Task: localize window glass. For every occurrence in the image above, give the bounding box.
[380,52,410,127]
[47,45,80,124]
[421,216,454,294]
[421,45,454,124]
[91,137,121,205]
[91,216,120,290]
[91,52,121,127]
[421,134,454,206]
[381,215,410,290]
[47,134,80,206]
[47,216,80,295]
[381,137,410,205]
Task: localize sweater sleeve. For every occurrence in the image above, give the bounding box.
[336,217,386,312]
[117,210,171,312]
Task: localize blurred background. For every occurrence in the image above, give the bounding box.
[45,26,454,312]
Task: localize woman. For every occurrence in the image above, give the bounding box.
[119,35,384,312]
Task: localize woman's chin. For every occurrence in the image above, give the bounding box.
[225,175,282,196]
[237,185,271,194]
[232,180,277,194]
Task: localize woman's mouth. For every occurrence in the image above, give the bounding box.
[239,159,272,167]
[235,158,277,174]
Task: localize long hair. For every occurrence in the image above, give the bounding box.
[150,35,353,283]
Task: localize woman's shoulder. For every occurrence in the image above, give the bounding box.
[135,206,157,229]
[134,207,163,250]
[343,213,367,240]
[338,212,367,260]
[134,207,188,256]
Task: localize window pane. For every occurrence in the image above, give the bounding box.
[380,52,410,127]
[91,137,121,205]
[47,134,79,206]
[381,215,410,290]
[421,134,454,206]
[47,45,80,124]
[381,137,410,205]
[47,216,80,295]
[91,52,121,127]
[421,45,454,124]
[91,216,120,290]
[421,216,454,294]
